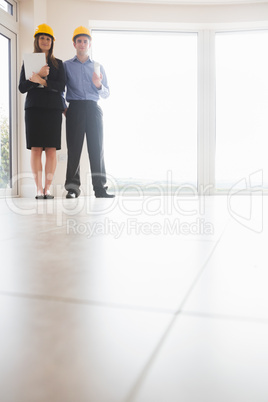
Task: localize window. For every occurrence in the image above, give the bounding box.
[92,30,198,194]
[0,25,17,196]
[0,33,11,189]
[0,0,13,15]
[215,30,268,191]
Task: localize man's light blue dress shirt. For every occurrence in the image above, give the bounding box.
[63,56,110,103]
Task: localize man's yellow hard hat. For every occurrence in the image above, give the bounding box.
[72,26,91,42]
[34,23,55,41]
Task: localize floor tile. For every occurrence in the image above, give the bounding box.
[130,314,268,402]
[0,294,172,402]
[181,219,268,319]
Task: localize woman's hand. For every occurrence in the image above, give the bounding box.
[29,72,47,86]
[38,64,50,78]
[92,72,102,89]
[29,72,43,84]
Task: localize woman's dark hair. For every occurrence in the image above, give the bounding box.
[34,34,58,69]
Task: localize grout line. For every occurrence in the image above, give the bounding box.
[0,225,65,242]
[35,225,68,235]
[181,310,268,325]
[174,219,230,315]
[0,290,175,315]
[124,221,229,402]
[124,312,180,402]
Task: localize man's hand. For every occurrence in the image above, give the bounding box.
[92,71,102,90]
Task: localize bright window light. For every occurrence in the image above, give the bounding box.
[216,30,268,190]
[92,30,197,193]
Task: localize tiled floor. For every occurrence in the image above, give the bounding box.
[0,194,268,402]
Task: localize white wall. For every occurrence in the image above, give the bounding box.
[18,0,268,197]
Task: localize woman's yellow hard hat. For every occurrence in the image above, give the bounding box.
[34,23,55,41]
[72,26,91,42]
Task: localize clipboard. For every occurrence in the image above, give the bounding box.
[23,53,46,80]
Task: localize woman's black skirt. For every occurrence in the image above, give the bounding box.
[25,108,62,150]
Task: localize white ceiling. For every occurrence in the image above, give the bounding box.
[89,0,268,4]
[17,0,268,4]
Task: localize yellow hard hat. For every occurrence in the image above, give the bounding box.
[72,26,91,42]
[34,23,55,41]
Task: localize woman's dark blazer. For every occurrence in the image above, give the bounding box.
[19,57,66,111]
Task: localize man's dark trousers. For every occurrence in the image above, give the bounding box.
[65,100,107,195]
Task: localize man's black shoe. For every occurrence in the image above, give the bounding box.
[66,191,78,199]
[95,190,115,198]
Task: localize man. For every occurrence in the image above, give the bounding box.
[63,26,114,198]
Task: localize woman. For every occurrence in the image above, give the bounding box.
[19,23,66,199]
